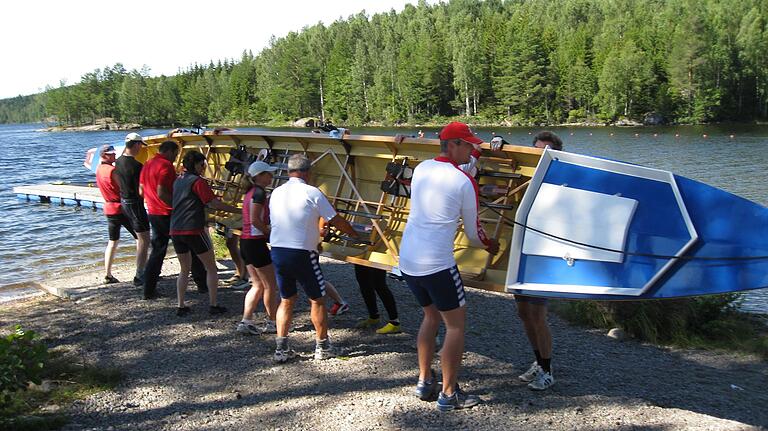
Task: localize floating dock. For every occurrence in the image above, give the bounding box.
[13,183,104,209]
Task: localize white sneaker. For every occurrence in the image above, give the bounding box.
[262,319,277,334]
[519,361,541,383]
[273,349,297,363]
[314,343,343,360]
[236,321,260,335]
[527,371,555,391]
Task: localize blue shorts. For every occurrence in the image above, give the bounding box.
[270,247,326,300]
[403,266,466,312]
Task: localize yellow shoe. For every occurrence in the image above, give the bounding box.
[376,322,401,335]
[356,318,380,329]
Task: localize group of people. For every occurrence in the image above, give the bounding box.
[94,124,563,412]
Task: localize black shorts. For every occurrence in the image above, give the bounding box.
[120,200,150,233]
[403,266,466,312]
[171,233,212,255]
[106,214,137,241]
[240,238,272,268]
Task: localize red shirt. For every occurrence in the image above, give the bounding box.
[140,154,176,216]
[169,177,216,235]
[95,163,122,216]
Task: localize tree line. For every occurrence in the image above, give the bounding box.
[1,0,767,127]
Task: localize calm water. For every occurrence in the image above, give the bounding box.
[1,123,766,312]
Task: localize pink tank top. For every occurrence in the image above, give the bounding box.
[241,186,268,239]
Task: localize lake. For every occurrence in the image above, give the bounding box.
[0,123,766,312]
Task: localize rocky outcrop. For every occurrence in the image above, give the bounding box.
[292,117,320,128]
[38,118,141,132]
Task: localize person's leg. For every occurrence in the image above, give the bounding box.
[517,301,541,359]
[439,306,466,396]
[529,303,552,371]
[105,240,119,277]
[195,249,220,306]
[242,264,264,321]
[354,265,380,320]
[190,253,208,292]
[135,230,150,275]
[226,234,246,279]
[324,280,344,304]
[176,252,192,308]
[254,264,280,321]
[417,304,441,381]
[143,215,170,297]
[371,269,399,322]
[276,295,297,337]
[309,297,329,341]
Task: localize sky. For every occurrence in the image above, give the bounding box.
[0,0,419,99]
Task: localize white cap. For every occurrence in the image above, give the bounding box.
[125,132,143,143]
[247,160,278,177]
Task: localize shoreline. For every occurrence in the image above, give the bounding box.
[1,258,766,429]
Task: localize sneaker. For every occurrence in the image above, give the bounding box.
[518,361,542,383]
[314,343,343,360]
[414,369,437,401]
[104,275,120,284]
[237,321,260,335]
[273,348,297,363]
[356,318,381,329]
[262,319,277,334]
[176,306,191,317]
[209,305,228,315]
[329,302,350,316]
[133,275,144,286]
[376,322,402,335]
[527,371,555,391]
[436,385,480,411]
[230,278,250,290]
[223,274,241,284]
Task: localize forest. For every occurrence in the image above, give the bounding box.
[1,0,767,127]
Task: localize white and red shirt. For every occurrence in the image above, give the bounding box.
[241,185,269,240]
[399,156,490,276]
[268,177,337,251]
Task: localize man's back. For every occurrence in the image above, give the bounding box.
[141,155,175,216]
[115,155,143,200]
[269,177,336,251]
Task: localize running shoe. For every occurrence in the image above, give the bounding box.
[518,361,542,383]
[176,306,191,317]
[414,369,437,401]
[133,275,144,286]
[209,305,228,315]
[329,302,350,316]
[436,385,480,411]
[230,278,250,290]
[236,321,260,335]
[527,371,555,391]
[273,348,297,363]
[355,318,381,329]
[223,274,241,284]
[314,343,343,360]
[262,319,277,334]
[376,322,401,335]
[104,275,120,284]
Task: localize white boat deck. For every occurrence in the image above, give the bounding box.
[13,183,104,208]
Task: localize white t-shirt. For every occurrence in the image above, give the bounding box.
[399,157,490,276]
[269,177,337,251]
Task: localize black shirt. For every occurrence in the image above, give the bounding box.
[252,185,266,205]
[115,155,143,200]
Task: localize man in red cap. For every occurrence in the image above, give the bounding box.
[399,121,499,411]
[95,144,137,284]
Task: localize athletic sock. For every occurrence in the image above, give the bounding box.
[541,358,552,373]
[275,336,288,351]
[316,338,330,350]
[389,319,400,325]
[534,349,543,366]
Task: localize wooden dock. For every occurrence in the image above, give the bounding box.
[13,183,104,209]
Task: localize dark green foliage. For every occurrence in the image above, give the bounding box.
[1,0,767,126]
[0,326,47,405]
[553,294,768,357]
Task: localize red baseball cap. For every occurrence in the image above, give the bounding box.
[439,122,483,145]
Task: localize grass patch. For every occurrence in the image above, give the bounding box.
[0,350,122,431]
[210,231,230,260]
[551,295,768,359]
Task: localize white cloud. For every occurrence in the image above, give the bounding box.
[0,0,417,99]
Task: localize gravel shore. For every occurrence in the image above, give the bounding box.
[1,257,766,430]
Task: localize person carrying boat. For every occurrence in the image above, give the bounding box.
[353,264,401,334]
[139,140,208,300]
[268,154,361,362]
[171,150,239,316]
[236,161,280,335]
[399,121,499,411]
[114,133,151,287]
[509,130,563,391]
[95,144,137,284]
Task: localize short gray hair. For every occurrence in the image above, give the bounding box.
[287,154,311,172]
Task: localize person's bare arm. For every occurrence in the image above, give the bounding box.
[157,184,172,206]
[328,214,360,239]
[249,201,269,235]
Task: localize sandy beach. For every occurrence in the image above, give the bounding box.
[1,257,766,430]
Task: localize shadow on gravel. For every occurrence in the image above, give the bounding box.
[3,259,766,429]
